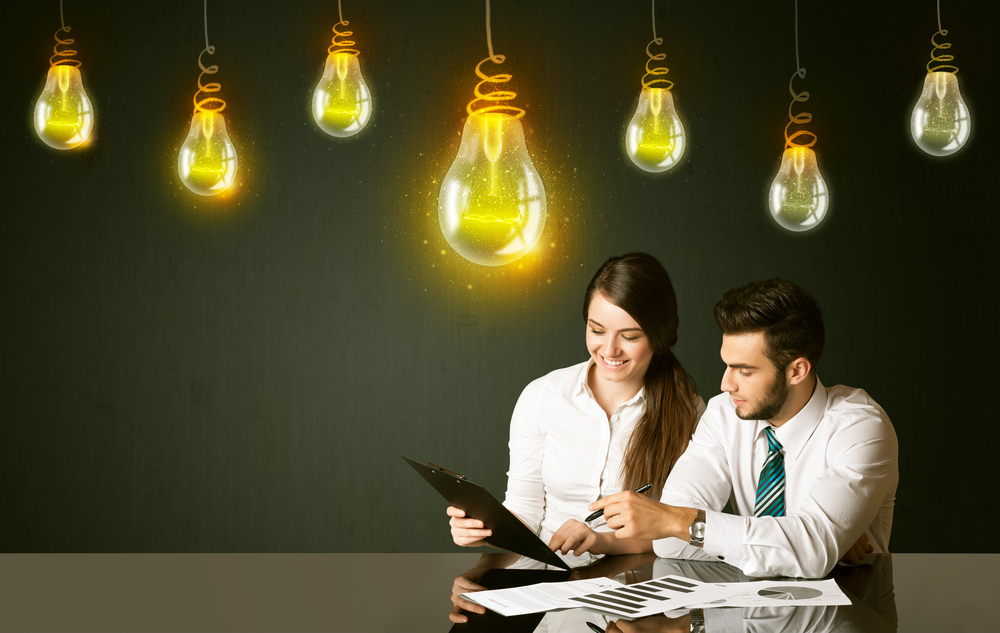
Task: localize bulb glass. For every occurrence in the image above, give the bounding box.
[910,71,971,156]
[768,146,829,232]
[312,53,373,137]
[33,65,94,150]
[438,113,546,266]
[177,110,238,196]
[626,88,686,173]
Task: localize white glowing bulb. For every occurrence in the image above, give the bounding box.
[768,146,829,232]
[910,71,971,156]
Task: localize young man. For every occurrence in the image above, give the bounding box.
[589,279,898,578]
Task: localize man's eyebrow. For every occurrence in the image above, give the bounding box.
[728,363,758,370]
[588,319,642,332]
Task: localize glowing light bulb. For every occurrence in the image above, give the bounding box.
[768,146,829,232]
[910,71,970,156]
[626,87,686,172]
[177,110,237,196]
[34,65,94,150]
[313,52,372,137]
[439,112,546,266]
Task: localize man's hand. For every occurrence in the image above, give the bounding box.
[447,506,492,547]
[588,491,697,542]
[839,532,873,565]
[548,519,604,556]
[448,565,488,623]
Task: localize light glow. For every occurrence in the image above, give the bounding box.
[768,146,829,232]
[177,110,238,196]
[439,112,546,266]
[626,87,686,172]
[34,65,94,150]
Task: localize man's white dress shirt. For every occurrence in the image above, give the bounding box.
[654,377,898,578]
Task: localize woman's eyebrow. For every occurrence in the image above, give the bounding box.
[588,318,642,332]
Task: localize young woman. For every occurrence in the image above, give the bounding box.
[446,253,703,622]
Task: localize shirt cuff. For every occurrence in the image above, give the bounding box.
[703,510,745,565]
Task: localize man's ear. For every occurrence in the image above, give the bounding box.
[786,357,812,385]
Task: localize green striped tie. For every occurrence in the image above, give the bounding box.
[754,426,785,517]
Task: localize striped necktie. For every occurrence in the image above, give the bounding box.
[754,426,785,517]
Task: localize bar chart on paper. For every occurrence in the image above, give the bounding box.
[567,575,739,619]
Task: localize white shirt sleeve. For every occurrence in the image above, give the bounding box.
[733,415,898,578]
[656,404,898,578]
[654,408,739,562]
[502,380,546,534]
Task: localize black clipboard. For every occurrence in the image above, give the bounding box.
[403,456,571,570]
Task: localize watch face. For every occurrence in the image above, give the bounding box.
[692,522,706,539]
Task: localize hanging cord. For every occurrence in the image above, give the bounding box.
[642,0,672,90]
[467,0,524,119]
[50,0,80,67]
[193,0,225,113]
[328,0,360,56]
[926,0,958,73]
[784,0,815,149]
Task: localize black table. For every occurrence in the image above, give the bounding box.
[1,553,996,632]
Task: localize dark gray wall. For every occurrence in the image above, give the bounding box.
[1,0,996,552]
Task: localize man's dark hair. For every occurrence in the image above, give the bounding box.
[713,278,825,373]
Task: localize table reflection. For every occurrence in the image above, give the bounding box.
[449,554,896,633]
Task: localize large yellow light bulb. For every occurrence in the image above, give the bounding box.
[34,65,94,150]
[313,52,372,137]
[439,112,546,266]
[626,87,686,172]
[768,146,829,232]
[177,110,237,196]
[910,71,970,156]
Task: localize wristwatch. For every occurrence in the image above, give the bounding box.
[689,509,706,548]
[690,608,706,633]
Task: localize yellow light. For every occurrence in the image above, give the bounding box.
[910,72,970,156]
[34,65,94,150]
[626,87,686,172]
[439,112,546,266]
[34,17,94,151]
[909,23,971,157]
[312,44,372,137]
[768,146,829,232]
[177,110,238,196]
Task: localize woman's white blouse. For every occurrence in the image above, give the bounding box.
[505,359,691,547]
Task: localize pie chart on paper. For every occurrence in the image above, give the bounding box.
[757,586,824,600]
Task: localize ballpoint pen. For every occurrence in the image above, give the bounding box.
[585,483,652,523]
[587,622,605,633]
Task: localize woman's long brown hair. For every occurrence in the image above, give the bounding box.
[584,253,700,496]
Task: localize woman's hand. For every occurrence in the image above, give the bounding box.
[447,506,492,546]
[448,565,489,624]
[548,519,606,556]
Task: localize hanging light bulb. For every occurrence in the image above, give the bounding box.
[312,1,372,137]
[909,4,970,156]
[177,1,237,197]
[33,3,94,150]
[625,0,686,173]
[767,1,828,232]
[438,1,545,267]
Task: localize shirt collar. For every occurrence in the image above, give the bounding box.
[762,376,827,458]
[575,358,646,406]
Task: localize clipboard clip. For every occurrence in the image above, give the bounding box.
[428,462,466,479]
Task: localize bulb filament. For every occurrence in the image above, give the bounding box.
[192,46,225,114]
[50,25,81,68]
[328,20,360,58]
[641,37,673,91]
[926,29,958,74]
[783,68,816,149]
[466,57,525,119]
